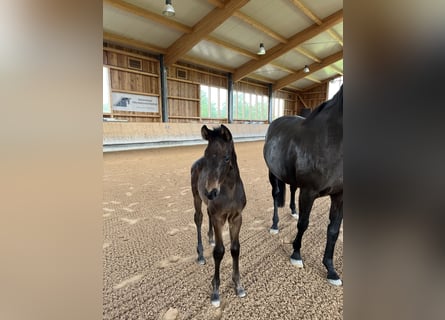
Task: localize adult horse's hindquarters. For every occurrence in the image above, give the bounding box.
[264,86,343,286]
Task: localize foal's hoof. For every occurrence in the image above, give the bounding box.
[236,287,246,298]
[327,278,343,286]
[197,257,206,265]
[290,258,304,268]
[269,228,279,235]
[210,294,220,307]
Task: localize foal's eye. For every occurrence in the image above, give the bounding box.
[224,155,230,163]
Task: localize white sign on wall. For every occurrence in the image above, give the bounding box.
[111,92,159,113]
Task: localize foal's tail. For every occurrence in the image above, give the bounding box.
[269,171,286,207]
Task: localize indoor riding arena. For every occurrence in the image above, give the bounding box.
[103,1,343,319]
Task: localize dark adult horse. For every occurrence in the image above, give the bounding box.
[191,124,247,307]
[263,86,343,286]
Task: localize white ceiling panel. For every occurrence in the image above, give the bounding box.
[252,65,290,81]
[124,0,214,27]
[240,0,314,38]
[211,17,279,54]
[188,40,250,69]
[103,4,182,47]
[300,30,343,59]
[291,78,315,89]
[273,50,314,71]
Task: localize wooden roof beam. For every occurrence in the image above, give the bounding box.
[205,36,259,59]
[164,0,250,66]
[289,0,343,46]
[233,9,343,82]
[233,11,288,43]
[273,51,342,91]
[103,31,166,54]
[294,47,321,63]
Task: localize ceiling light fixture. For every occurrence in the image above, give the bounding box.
[162,0,175,17]
[257,43,266,55]
[303,65,310,73]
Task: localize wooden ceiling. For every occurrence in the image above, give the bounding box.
[103,0,343,91]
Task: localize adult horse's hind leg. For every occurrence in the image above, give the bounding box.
[228,212,246,298]
[269,171,286,234]
[210,215,225,307]
[289,185,298,219]
[323,192,343,286]
[290,188,316,268]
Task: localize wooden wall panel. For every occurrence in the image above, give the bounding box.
[300,83,328,110]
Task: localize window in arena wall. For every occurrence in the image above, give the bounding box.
[200,85,227,119]
[272,97,284,120]
[103,67,111,114]
[233,90,269,121]
[328,76,343,99]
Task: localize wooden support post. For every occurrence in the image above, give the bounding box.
[159,54,169,122]
[268,83,273,123]
[227,73,233,124]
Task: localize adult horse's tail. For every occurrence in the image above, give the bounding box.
[268,171,285,207]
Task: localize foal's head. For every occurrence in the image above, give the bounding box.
[201,124,236,200]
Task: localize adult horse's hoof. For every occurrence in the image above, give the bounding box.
[197,257,206,265]
[211,294,220,307]
[291,213,299,219]
[327,278,342,286]
[209,240,215,247]
[290,258,304,268]
[269,228,279,235]
[236,287,246,298]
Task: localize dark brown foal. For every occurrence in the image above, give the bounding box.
[191,124,246,307]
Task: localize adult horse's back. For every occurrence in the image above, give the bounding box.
[263,86,343,286]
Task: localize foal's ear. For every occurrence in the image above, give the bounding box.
[220,124,232,142]
[201,125,211,140]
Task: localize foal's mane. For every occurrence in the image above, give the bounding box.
[303,86,343,123]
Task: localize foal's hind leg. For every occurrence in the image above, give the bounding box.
[290,188,316,267]
[322,192,343,286]
[193,195,206,265]
[229,212,246,298]
[289,185,298,219]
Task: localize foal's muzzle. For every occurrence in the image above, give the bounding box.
[205,188,219,200]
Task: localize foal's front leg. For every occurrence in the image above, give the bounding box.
[207,208,215,246]
[210,216,225,307]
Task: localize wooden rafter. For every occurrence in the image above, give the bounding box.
[289,0,343,46]
[273,51,343,91]
[302,74,340,91]
[305,75,321,84]
[329,65,343,76]
[233,9,343,82]
[205,36,259,59]
[233,11,287,43]
[164,0,250,66]
[294,47,321,63]
[104,0,192,34]
[103,31,166,54]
